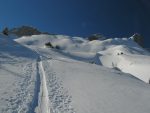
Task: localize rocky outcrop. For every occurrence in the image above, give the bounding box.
[9,26,42,37]
[131,33,144,47]
[87,33,105,41]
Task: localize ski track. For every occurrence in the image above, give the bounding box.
[42,59,75,113]
[28,58,41,113]
[3,50,75,113]
[34,56,50,113]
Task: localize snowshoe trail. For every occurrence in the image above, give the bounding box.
[42,59,75,113]
[5,62,36,113]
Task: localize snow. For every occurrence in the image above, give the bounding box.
[35,57,50,113]
[16,34,150,82]
[44,57,150,113]
[0,33,150,113]
[99,45,150,82]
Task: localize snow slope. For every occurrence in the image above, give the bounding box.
[0,34,150,113]
[0,34,38,113]
[99,45,150,83]
[16,34,150,83]
[44,56,150,113]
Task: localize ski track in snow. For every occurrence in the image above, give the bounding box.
[32,48,75,113]
[28,59,41,113]
[42,59,75,113]
[36,56,50,113]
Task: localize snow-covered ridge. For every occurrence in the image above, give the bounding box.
[16,34,150,83]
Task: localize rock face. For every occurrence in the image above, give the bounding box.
[87,33,105,41]
[9,26,42,37]
[2,27,9,36]
[131,33,143,47]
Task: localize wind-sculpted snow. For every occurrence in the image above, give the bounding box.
[99,45,150,83]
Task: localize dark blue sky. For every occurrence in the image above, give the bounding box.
[0,0,150,47]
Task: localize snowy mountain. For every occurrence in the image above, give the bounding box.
[0,33,150,113]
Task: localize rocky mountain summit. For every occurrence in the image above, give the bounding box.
[9,26,42,37]
[2,26,50,37]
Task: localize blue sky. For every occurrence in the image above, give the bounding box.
[0,0,150,47]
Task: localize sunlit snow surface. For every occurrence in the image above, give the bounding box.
[0,34,150,113]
